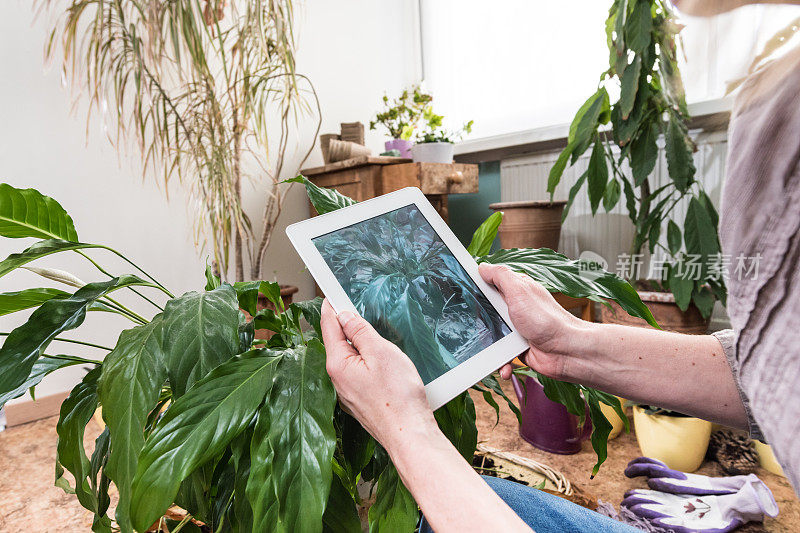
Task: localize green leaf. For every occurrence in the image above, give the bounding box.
[684,197,720,278]
[129,349,282,532]
[285,175,356,215]
[293,297,324,337]
[584,389,615,477]
[55,367,103,513]
[697,189,719,229]
[630,122,659,185]
[90,427,113,532]
[0,356,80,409]
[98,319,167,533]
[246,340,337,533]
[603,179,622,212]
[587,140,609,215]
[0,277,151,405]
[481,374,522,424]
[667,220,682,255]
[435,392,478,461]
[322,470,361,533]
[467,211,503,257]
[0,183,78,240]
[619,56,641,119]
[204,263,220,291]
[161,285,241,397]
[259,281,284,312]
[692,285,715,318]
[562,169,588,222]
[368,464,418,533]
[621,176,638,222]
[665,117,695,192]
[669,266,693,311]
[0,239,102,279]
[0,287,70,316]
[625,0,653,53]
[232,281,260,316]
[480,248,658,327]
[568,89,609,158]
[547,143,575,195]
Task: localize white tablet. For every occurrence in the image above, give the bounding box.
[286,187,528,410]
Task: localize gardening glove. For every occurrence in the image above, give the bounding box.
[625,457,757,495]
[621,477,778,533]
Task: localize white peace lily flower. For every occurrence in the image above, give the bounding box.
[22,266,86,288]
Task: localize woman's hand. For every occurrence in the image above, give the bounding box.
[320,300,438,450]
[478,263,592,381]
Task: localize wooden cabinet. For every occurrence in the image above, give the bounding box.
[300,156,478,222]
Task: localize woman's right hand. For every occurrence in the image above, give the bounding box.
[478,263,593,381]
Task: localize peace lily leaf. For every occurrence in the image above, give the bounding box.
[0,182,78,240]
[55,367,103,514]
[368,464,418,533]
[90,428,113,533]
[587,139,609,215]
[665,117,695,192]
[204,263,221,291]
[434,392,478,461]
[466,211,502,256]
[479,247,657,327]
[161,285,241,398]
[481,374,522,424]
[0,276,153,405]
[0,239,102,279]
[0,287,70,316]
[285,175,356,215]
[232,281,260,316]
[584,389,615,477]
[98,319,167,533]
[322,474,361,533]
[129,349,282,532]
[0,356,80,409]
[259,280,283,311]
[293,296,324,337]
[246,340,336,533]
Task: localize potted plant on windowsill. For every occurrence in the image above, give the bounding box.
[0,180,657,531]
[632,404,712,473]
[370,85,432,158]
[43,0,319,289]
[547,0,725,332]
[411,106,474,164]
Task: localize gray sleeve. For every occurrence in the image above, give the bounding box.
[711,329,765,441]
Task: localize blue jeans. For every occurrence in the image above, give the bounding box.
[419,476,639,533]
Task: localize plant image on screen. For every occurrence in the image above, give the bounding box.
[314,205,511,384]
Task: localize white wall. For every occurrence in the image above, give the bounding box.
[0,0,419,402]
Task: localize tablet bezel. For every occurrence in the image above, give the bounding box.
[286,187,528,410]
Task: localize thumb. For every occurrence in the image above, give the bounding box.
[337,311,382,351]
[478,263,517,295]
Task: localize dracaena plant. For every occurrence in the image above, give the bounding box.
[547,0,726,318]
[0,179,654,532]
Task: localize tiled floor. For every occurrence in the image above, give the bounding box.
[1,386,798,531]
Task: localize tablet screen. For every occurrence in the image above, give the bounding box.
[313,204,512,384]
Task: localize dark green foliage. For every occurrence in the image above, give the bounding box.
[546,0,725,318]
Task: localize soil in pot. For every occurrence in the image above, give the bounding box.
[488,200,566,251]
[601,288,710,335]
[633,406,712,472]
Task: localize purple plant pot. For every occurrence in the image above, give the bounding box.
[384,138,413,158]
[511,374,592,455]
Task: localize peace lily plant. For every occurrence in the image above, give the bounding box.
[0,180,655,532]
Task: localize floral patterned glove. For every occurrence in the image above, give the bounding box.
[621,478,778,533]
[625,457,756,495]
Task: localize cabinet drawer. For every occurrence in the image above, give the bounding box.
[380,163,478,195]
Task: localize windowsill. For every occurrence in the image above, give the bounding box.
[454,97,734,164]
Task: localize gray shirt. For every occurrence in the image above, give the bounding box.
[713,45,800,492]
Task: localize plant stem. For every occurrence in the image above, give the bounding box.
[0,333,113,351]
[76,250,166,310]
[97,245,175,298]
[100,296,149,325]
[170,513,194,533]
[42,353,102,365]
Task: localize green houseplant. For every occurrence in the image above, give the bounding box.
[370,85,433,158]
[0,180,655,532]
[411,106,473,164]
[547,0,726,325]
[39,0,320,282]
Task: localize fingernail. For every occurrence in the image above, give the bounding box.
[337,311,355,327]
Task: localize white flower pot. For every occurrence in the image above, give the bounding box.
[411,142,454,163]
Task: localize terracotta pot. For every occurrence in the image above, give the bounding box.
[600,290,710,334]
[488,200,566,251]
[633,406,712,473]
[253,284,299,340]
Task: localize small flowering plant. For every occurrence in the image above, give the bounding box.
[416,106,474,144]
[369,85,433,140]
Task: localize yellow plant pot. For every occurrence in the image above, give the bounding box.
[599,397,627,440]
[753,440,786,477]
[633,406,712,472]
